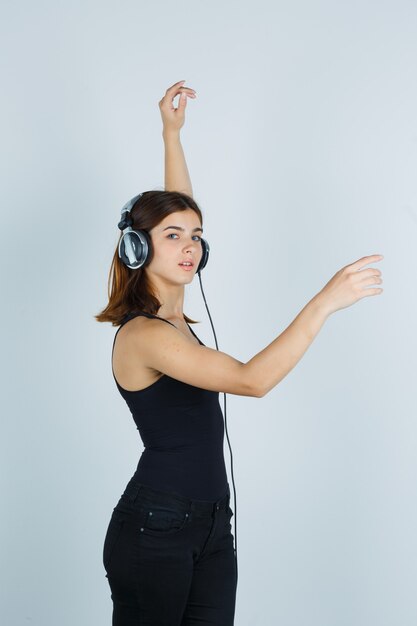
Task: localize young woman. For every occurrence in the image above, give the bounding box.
[96,80,384,626]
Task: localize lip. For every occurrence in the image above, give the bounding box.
[178,262,194,271]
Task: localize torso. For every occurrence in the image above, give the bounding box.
[112,315,201,392]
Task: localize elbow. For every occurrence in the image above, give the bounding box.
[254,384,266,398]
[242,364,265,398]
[249,380,265,398]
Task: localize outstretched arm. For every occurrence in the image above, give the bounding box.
[159,80,197,196]
[132,254,383,397]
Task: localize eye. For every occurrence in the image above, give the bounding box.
[167,234,202,241]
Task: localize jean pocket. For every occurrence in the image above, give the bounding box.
[103,513,124,571]
[140,504,190,537]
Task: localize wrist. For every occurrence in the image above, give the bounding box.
[309,292,333,320]
[162,128,181,141]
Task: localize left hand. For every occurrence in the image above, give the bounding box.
[159,80,197,134]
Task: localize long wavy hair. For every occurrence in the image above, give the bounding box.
[95,190,203,327]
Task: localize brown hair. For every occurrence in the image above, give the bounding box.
[95,190,203,327]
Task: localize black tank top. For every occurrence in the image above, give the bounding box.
[111,311,228,502]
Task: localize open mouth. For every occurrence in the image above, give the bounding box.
[178,262,194,271]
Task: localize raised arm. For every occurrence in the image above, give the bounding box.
[158,80,197,196]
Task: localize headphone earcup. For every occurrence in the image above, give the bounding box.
[197,238,210,273]
[139,229,153,266]
[118,229,152,269]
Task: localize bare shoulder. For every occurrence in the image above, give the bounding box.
[113,315,260,397]
[112,316,163,392]
[129,317,260,397]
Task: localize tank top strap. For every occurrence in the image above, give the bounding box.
[111,311,178,383]
[120,310,177,328]
[186,322,205,346]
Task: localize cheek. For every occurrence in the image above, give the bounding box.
[151,242,179,266]
[155,240,175,254]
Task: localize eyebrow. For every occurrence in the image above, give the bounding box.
[162,225,203,233]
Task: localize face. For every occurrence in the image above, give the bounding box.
[146,209,203,283]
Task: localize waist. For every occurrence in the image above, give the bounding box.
[116,477,230,520]
[132,480,230,511]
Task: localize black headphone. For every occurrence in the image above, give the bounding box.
[117,192,210,273]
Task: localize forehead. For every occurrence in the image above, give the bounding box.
[158,209,202,229]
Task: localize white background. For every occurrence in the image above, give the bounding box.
[1,1,416,624]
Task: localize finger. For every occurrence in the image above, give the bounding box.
[159,81,186,106]
[160,85,195,109]
[167,80,195,95]
[172,80,196,92]
[349,254,384,272]
[166,81,196,96]
[178,87,196,96]
[360,254,384,262]
[171,91,194,111]
[167,80,186,91]
[362,287,384,296]
[358,267,382,278]
[361,275,383,287]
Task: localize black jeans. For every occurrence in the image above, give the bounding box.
[103,477,237,625]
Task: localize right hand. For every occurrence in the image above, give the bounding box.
[317,254,384,315]
[158,80,197,135]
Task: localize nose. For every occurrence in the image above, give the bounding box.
[184,239,199,253]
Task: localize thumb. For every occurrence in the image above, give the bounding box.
[179,92,187,108]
